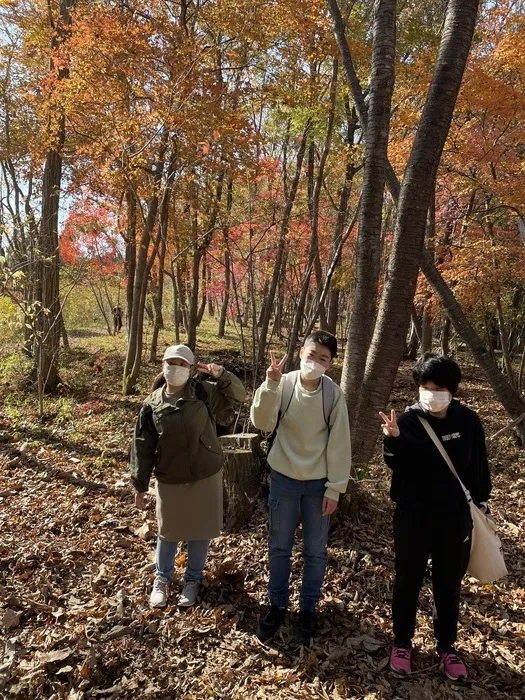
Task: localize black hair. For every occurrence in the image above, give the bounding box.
[412,353,462,395]
[151,372,166,391]
[303,330,337,359]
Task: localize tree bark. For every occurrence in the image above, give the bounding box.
[327,100,358,335]
[122,133,169,394]
[350,0,481,465]
[34,0,76,392]
[340,0,396,432]
[125,186,137,335]
[220,433,264,532]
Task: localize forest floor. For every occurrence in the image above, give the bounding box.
[0,329,524,699]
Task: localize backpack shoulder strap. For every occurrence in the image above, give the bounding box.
[195,381,214,421]
[279,371,298,418]
[321,375,336,427]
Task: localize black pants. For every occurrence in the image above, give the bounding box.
[392,507,472,649]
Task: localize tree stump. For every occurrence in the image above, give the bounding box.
[219,433,264,532]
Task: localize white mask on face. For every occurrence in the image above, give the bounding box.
[163,364,190,387]
[419,388,451,413]
[300,359,326,381]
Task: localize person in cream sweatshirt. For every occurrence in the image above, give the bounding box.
[251,330,351,645]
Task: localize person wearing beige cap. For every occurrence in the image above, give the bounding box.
[130,344,245,608]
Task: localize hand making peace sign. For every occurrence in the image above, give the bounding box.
[379,409,400,438]
[267,351,287,383]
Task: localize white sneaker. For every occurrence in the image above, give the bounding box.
[149,577,168,608]
[178,581,200,607]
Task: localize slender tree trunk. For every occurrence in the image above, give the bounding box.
[125,187,137,334]
[327,101,358,335]
[406,320,420,360]
[165,263,181,343]
[327,0,401,202]
[441,315,452,356]
[122,135,168,394]
[286,65,338,367]
[33,0,76,392]
[196,255,208,325]
[218,180,233,339]
[175,260,189,331]
[257,121,310,365]
[218,248,231,338]
[59,307,69,350]
[495,295,517,391]
[340,0,397,429]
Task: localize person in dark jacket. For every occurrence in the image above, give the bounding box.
[130,344,245,608]
[379,354,491,681]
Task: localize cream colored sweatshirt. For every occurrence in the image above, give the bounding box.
[250,373,352,501]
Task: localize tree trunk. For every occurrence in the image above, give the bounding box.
[35,137,63,391]
[441,315,452,356]
[33,0,76,392]
[196,255,207,325]
[257,121,310,366]
[350,0,481,465]
[218,249,231,339]
[286,64,338,368]
[125,186,137,335]
[122,135,168,394]
[327,100,358,335]
[340,0,396,432]
[406,320,420,360]
[421,299,433,353]
[220,433,264,532]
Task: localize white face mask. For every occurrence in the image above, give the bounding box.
[163,364,190,387]
[300,359,326,381]
[419,388,451,413]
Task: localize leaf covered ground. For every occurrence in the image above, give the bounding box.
[0,339,524,699]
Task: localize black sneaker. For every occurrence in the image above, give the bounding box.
[256,605,286,641]
[296,610,317,646]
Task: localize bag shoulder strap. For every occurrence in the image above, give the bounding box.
[321,374,335,428]
[195,380,214,422]
[279,371,298,418]
[417,415,472,503]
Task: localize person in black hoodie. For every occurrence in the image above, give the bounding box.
[379,354,491,682]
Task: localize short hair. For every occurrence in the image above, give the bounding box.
[303,330,337,359]
[412,353,462,395]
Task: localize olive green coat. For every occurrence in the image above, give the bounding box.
[130,370,245,493]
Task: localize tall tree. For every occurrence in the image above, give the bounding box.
[337,0,396,432]
[34,0,76,392]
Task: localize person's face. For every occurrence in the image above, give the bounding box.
[165,358,192,369]
[300,342,333,370]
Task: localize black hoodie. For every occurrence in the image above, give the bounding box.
[383,399,491,513]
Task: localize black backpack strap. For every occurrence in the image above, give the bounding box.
[195,381,214,422]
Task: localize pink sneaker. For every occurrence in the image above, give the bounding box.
[438,648,468,681]
[390,644,412,674]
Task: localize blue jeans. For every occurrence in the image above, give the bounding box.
[156,537,209,583]
[268,470,330,612]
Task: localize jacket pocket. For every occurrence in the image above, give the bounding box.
[199,435,221,455]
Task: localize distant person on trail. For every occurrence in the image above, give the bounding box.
[112,305,123,334]
[380,353,492,681]
[250,330,351,646]
[130,344,245,608]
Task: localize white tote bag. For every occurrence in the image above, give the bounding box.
[418,416,507,583]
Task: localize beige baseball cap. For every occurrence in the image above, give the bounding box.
[162,344,195,364]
